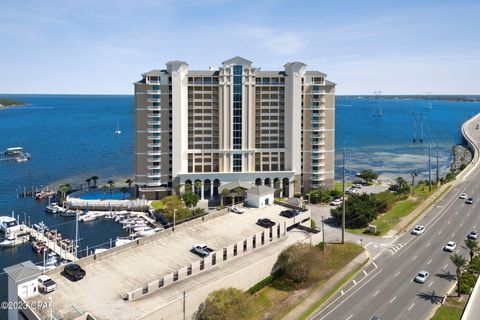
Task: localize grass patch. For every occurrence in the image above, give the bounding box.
[249,243,364,319]
[347,184,439,236]
[334,181,353,192]
[151,200,165,210]
[430,296,466,320]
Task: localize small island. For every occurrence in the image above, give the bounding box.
[0,98,26,109]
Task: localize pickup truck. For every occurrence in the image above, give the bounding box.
[38,275,57,293]
[192,244,214,257]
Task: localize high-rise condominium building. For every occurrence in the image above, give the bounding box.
[134,56,335,200]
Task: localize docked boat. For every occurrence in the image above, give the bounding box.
[60,209,82,217]
[0,216,21,235]
[33,221,48,233]
[32,241,47,253]
[115,236,134,247]
[138,227,156,237]
[79,212,99,222]
[45,203,60,214]
[114,123,122,135]
[35,190,55,199]
[94,248,108,254]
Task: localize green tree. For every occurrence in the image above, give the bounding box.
[358,169,378,183]
[331,193,386,229]
[195,180,202,196]
[465,239,479,260]
[100,185,109,195]
[107,180,115,195]
[91,176,99,188]
[182,191,200,208]
[196,288,255,320]
[274,243,316,283]
[220,188,230,206]
[58,183,71,204]
[85,178,91,189]
[125,178,133,187]
[450,253,468,297]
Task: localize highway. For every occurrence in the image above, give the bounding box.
[311,115,480,320]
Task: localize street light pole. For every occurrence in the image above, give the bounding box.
[342,150,346,244]
[173,209,176,231]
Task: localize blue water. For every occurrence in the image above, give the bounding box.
[1,94,480,316]
[78,191,132,200]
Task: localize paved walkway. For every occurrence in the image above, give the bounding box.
[283,251,369,320]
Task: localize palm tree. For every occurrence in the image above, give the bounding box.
[58,183,71,205]
[125,178,133,188]
[465,239,479,260]
[194,180,202,197]
[91,176,99,188]
[85,178,91,189]
[396,176,406,188]
[450,253,468,297]
[120,186,129,199]
[100,185,109,195]
[220,188,230,206]
[107,180,115,195]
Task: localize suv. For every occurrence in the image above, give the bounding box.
[468,230,479,240]
[62,263,86,281]
[257,218,276,228]
[280,209,300,218]
[331,199,342,206]
[38,275,56,293]
[466,197,474,204]
[229,206,245,214]
[414,271,429,283]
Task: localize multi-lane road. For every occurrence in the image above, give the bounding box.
[310,115,480,320]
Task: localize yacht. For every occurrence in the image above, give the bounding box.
[114,123,122,135]
[115,236,134,247]
[45,203,59,214]
[4,147,24,156]
[0,216,21,235]
[60,209,82,217]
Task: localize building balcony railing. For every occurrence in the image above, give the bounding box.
[311,120,326,125]
[147,143,162,148]
[147,158,161,163]
[148,165,161,170]
[311,155,326,160]
[146,181,163,187]
[311,98,326,103]
[148,98,161,103]
[147,135,161,140]
[147,129,162,133]
[147,121,161,126]
[147,114,161,118]
[147,80,161,85]
[147,151,162,156]
[147,106,161,111]
[147,90,161,94]
[147,173,162,178]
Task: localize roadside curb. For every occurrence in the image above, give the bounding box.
[427,281,458,319]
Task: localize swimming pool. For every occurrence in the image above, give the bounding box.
[78,191,131,200]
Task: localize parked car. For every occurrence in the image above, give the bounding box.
[353,184,363,189]
[444,241,456,252]
[459,193,468,199]
[346,188,357,194]
[229,206,245,214]
[280,209,300,218]
[257,218,276,228]
[331,199,342,206]
[37,275,57,293]
[414,271,429,283]
[468,230,479,240]
[466,197,474,204]
[62,263,86,281]
[192,244,214,257]
[411,225,426,235]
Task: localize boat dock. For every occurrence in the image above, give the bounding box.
[26,226,76,261]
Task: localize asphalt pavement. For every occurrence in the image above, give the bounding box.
[308,115,480,320]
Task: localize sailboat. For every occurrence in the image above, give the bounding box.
[372,91,383,117]
[114,123,122,135]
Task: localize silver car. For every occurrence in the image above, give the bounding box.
[411,225,426,235]
[414,271,429,283]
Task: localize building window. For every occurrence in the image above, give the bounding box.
[233,154,242,172]
[232,65,242,150]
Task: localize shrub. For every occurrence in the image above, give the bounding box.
[294,193,302,198]
[274,243,317,283]
[247,275,273,294]
[195,288,255,320]
[311,219,317,230]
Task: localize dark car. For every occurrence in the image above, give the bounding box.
[62,263,86,281]
[257,218,276,228]
[280,209,300,218]
[466,197,474,204]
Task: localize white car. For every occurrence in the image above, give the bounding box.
[331,199,342,206]
[38,275,57,293]
[459,193,468,199]
[229,206,245,214]
[353,184,363,189]
[414,271,429,284]
[444,241,456,252]
[411,225,426,235]
[468,230,479,240]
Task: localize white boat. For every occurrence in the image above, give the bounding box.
[33,221,48,233]
[0,239,14,246]
[4,147,24,156]
[79,212,99,222]
[115,237,133,247]
[0,216,21,234]
[138,228,156,237]
[60,209,82,217]
[114,123,122,135]
[45,203,59,214]
[94,248,108,254]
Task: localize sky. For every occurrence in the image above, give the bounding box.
[0,0,479,95]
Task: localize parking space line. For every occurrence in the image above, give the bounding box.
[346,314,354,320]
[426,242,431,247]
[363,270,368,276]
[438,231,442,235]
[389,296,397,304]
[412,255,418,261]
[427,259,432,265]
[451,233,455,237]
[408,303,415,311]
[444,264,449,269]
[428,281,435,288]
[394,271,400,277]
[447,220,452,225]
[372,290,380,297]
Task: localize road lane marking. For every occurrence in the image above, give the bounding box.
[460,223,464,227]
[474,225,477,229]
[438,231,442,235]
[448,220,452,224]
[389,296,397,304]
[341,290,344,295]
[346,315,353,320]
[314,269,384,320]
[428,281,435,288]
[456,249,460,253]
[408,303,415,310]
[412,255,418,261]
[353,280,357,285]
[372,262,377,268]
[444,264,449,269]
[455,212,459,215]
[452,233,455,237]
[426,242,431,247]
[372,290,380,297]
[394,271,400,277]
[427,259,432,265]
[363,270,368,276]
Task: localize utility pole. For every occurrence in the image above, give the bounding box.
[75,210,79,260]
[173,208,177,231]
[412,113,417,143]
[436,146,439,184]
[342,150,346,244]
[420,112,424,143]
[428,144,432,192]
[411,171,416,196]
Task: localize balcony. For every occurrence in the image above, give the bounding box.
[147,158,161,163]
[148,142,161,148]
[147,121,161,126]
[147,90,161,94]
[148,165,161,170]
[311,98,326,103]
[147,80,161,85]
[147,181,163,187]
[147,106,161,111]
[148,98,161,103]
[147,128,162,134]
[147,135,161,140]
[148,173,162,178]
[148,151,162,156]
[147,114,161,118]
[311,155,325,160]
